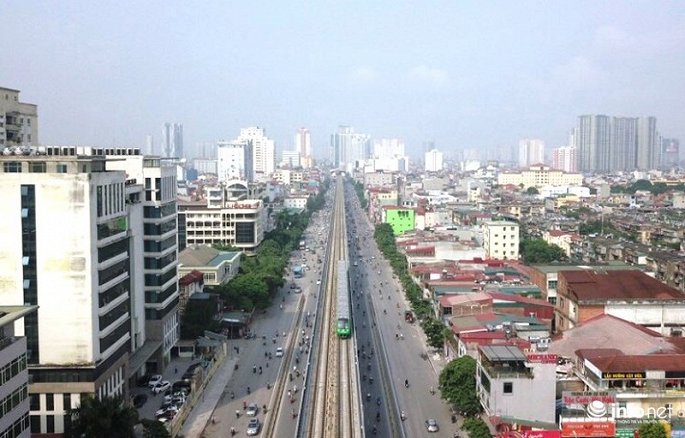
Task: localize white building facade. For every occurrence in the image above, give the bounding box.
[235,127,275,181]
[295,128,313,168]
[518,138,545,167]
[0,86,38,147]
[425,149,444,172]
[483,221,520,260]
[217,140,253,183]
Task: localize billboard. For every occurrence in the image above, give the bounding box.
[561,421,616,437]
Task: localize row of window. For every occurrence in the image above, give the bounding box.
[0,412,28,438]
[96,183,125,218]
[492,234,517,239]
[0,354,27,386]
[3,161,64,173]
[0,384,28,420]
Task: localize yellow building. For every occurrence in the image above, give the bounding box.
[497,164,583,188]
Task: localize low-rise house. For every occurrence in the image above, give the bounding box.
[555,269,685,334]
[178,245,241,287]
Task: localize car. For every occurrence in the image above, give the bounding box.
[246,418,261,436]
[246,403,258,416]
[316,279,321,285]
[276,347,284,357]
[132,393,148,408]
[425,419,439,432]
[151,381,171,394]
[147,374,163,388]
[155,404,178,417]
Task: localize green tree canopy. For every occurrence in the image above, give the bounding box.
[463,418,492,438]
[439,356,482,416]
[68,396,138,438]
[421,318,446,349]
[637,422,667,438]
[519,238,567,264]
[526,186,539,195]
[141,418,171,438]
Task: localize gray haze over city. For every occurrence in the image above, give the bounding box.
[1,0,684,159]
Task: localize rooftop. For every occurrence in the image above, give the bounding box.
[530,262,634,274]
[560,270,684,302]
[480,345,527,362]
[548,314,681,358]
[179,245,241,267]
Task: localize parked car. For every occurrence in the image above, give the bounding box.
[147,374,163,388]
[155,404,178,418]
[132,394,148,408]
[151,381,171,394]
[425,419,439,432]
[246,403,258,416]
[276,347,284,357]
[246,418,261,436]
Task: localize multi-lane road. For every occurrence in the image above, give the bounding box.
[202,176,456,437]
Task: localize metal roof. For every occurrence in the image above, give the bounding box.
[480,345,527,362]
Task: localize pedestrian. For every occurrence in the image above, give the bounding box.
[174,366,177,374]
[243,400,247,409]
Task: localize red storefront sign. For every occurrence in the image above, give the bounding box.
[523,431,562,438]
[527,353,558,364]
[562,421,616,437]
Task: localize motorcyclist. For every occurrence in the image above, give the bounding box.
[404,379,409,388]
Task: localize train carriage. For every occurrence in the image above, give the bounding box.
[336,260,351,338]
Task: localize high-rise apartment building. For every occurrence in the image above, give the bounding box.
[161,122,183,158]
[331,126,370,169]
[518,139,545,168]
[373,138,405,159]
[0,147,136,434]
[662,138,680,168]
[217,140,254,183]
[576,115,611,172]
[0,87,38,147]
[575,115,660,172]
[281,150,301,168]
[0,305,37,438]
[295,128,313,168]
[233,127,275,181]
[637,116,658,170]
[551,146,577,172]
[424,148,444,172]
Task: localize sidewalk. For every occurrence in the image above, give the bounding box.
[179,355,238,438]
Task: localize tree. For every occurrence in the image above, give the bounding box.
[526,186,539,195]
[463,418,492,438]
[637,422,667,438]
[438,356,482,416]
[141,419,171,438]
[519,239,567,264]
[421,318,446,348]
[181,296,220,340]
[68,395,138,438]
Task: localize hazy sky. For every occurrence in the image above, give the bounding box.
[2,1,684,159]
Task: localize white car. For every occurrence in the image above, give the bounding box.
[246,403,258,416]
[425,419,440,432]
[147,374,163,388]
[246,418,261,436]
[276,347,284,357]
[151,381,171,394]
[316,279,321,285]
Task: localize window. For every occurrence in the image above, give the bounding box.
[29,162,45,173]
[56,164,67,173]
[45,393,54,410]
[3,162,22,173]
[46,415,54,433]
[503,382,513,394]
[29,394,39,410]
[63,393,71,411]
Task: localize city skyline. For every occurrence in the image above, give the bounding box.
[1,2,684,158]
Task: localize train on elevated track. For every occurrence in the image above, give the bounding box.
[336,260,351,338]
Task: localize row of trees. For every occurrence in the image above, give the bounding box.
[353,181,368,209]
[373,223,445,348]
[611,179,684,195]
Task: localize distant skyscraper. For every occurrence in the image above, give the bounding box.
[281,150,301,168]
[331,125,370,168]
[636,116,658,170]
[425,149,443,172]
[373,138,405,159]
[423,141,435,154]
[146,134,154,155]
[551,146,577,172]
[295,128,312,168]
[161,122,183,158]
[233,127,274,180]
[662,138,680,168]
[518,139,545,167]
[576,115,611,172]
[0,86,38,146]
[610,117,638,171]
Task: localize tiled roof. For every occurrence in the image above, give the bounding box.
[561,270,684,301]
[589,354,685,372]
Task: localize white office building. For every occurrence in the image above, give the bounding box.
[295,128,313,168]
[424,148,444,172]
[217,140,253,182]
[281,150,301,168]
[0,147,134,434]
[483,221,520,260]
[331,125,370,170]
